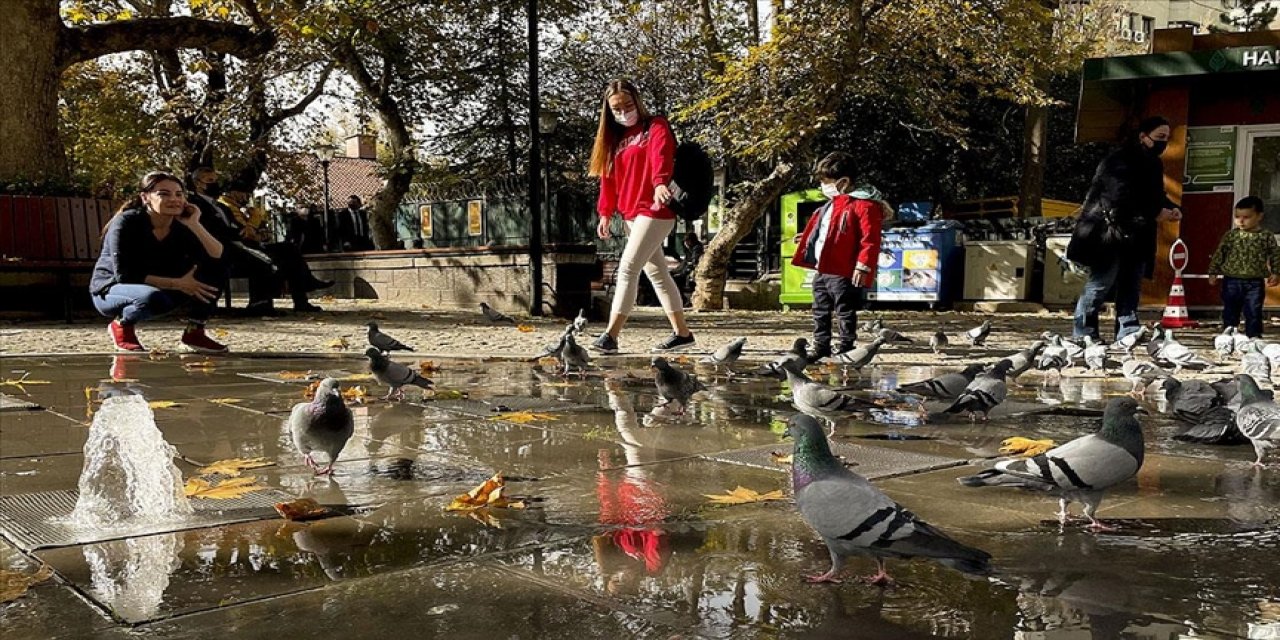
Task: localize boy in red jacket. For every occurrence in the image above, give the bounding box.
[791,152,884,359]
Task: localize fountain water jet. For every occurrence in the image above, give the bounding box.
[70,395,193,527]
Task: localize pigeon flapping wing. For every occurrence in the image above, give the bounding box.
[702,337,747,365]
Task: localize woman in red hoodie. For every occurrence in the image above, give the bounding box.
[587,80,694,354]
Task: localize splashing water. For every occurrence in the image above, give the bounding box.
[70,395,192,526]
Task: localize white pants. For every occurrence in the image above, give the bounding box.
[611,216,682,317]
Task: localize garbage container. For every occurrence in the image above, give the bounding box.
[779,189,826,308]
[865,222,962,308]
[1042,234,1088,305]
[963,240,1034,301]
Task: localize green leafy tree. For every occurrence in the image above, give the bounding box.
[1216,0,1279,31]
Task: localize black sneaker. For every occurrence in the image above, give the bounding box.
[652,333,695,352]
[808,345,833,361]
[591,333,619,354]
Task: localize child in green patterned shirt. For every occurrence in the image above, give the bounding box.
[1207,196,1279,337]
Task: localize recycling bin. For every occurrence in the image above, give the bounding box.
[962,240,1035,301]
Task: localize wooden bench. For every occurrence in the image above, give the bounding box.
[0,195,115,321]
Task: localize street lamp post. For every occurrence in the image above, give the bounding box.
[527,0,543,316]
[315,144,337,251]
[538,108,559,253]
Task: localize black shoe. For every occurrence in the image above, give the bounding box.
[652,333,695,352]
[293,302,323,312]
[591,333,619,354]
[808,345,832,361]
[243,301,283,317]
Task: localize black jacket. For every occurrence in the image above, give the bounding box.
[90,209,220,296]
[1073,143,1178,276]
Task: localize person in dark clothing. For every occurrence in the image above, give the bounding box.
[335,195,374,251]
[91,171,229,353]
[286,204,329,255]
[1070,116,1184,342]
[673,232,704,297]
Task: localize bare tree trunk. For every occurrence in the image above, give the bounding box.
[1,0,67,182]
[1018,103,1047,218]
[691,160,799,311]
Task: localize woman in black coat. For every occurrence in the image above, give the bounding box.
[1070,116,1183,342]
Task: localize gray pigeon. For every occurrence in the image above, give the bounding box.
[560,333,591,376]
[1121,357,1166,396]
[529,324,573,361]
[1145,326,1168,358]
[1215,327,1237,361]
[1113,325,1149,356]
[754,338,810,378]
[788,414,991,585]
[366,322,413,353]
[1154,331,1213,372]
[898,363,985,400]
[1233,330,1253,357]
[966,320,992,347]
[958,397,1146,530]
[1262,342,1280,371]
[829,337,886,372]
[652,356,704,413]
[700,336,747,371]
[1004,341,1047,382]
[1240,340,1271,380]
[785,367,879,431]
[289,378,355,475]
[365,347,434,400]
[1082,336,1111,373]
[943,359,1013,421]
[1233,374,1280,466]
[877,328,913,345]
[929,331,948,355]
[479,302,517,324]
[1157,377,1222,422]
[572,308,588,336]
[1036,336,1073,376]
[859,316,884,335]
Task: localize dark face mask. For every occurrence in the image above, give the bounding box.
[204,182,224,198]
[1147,139,1168,156]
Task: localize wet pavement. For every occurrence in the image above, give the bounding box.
[1,353,1278,639]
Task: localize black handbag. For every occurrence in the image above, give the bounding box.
[1066,210,1129,268]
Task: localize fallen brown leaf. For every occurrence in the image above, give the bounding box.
[318,295,336,302]
[704,486,786,505]
[999,437,1057,458]
[274,497,332,521]
[445,472,526,511]
[516,324,536,333]
[418,360,440,375]
[0,564,54,604]
[277,370,313,380]
[182,359,218,370]
[325,337,349,350]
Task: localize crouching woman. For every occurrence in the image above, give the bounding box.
[90,171,230,353]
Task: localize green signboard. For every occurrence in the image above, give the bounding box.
[1083,46,1280,82]
[1184,126,1236,193]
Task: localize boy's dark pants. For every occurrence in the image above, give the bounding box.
[1222,276,1265,337]
[812,272,862,352]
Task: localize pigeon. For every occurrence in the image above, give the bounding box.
[1157,377,1223,422]
[929,331,948,355]
[788,414,991,585]
[366,322,413,353]
[572,308,588,336]
[1145,326,1167,359]
[829,337,886,372]
[966,320,992,347]
[701,337,747,372]
[1082,336,1111,373]
[1262,342,1280,370]
[529,324,574,361]
[1113,325,1149,356]
[479,302,517,324]
[1037,336,1073,376]
[785,367,879,431]
[1232,374,1280,466]
[877,328,913,345]
[1121,357,1166,396]
[289,378,355,476]
[1240,340,1271,381]
[1154,331,1213,372]
[1232,330,1253,357]
[958,397,1146,531]
[1004,341,1047,382]
[560,333,591,376]
[651,356,704,413]
[1173,407,1248,445]
[1215,327,1237,361]
[754,338,810,378]
[898,363,986,400]
[859,316,884,335]
[365,347,434,400]
[943,359,1013,421]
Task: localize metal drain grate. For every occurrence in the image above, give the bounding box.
[701,442,964,480]
[0,488,294,551]
[432,395,598,418]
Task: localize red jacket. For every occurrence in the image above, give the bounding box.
[790,195,883,280]
[597,116,676,221]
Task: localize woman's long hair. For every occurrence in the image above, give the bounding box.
[103,171,185,238]
[587,80,653,178]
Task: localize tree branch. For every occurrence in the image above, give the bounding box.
[58,17,275,70]
[265,63,335,128]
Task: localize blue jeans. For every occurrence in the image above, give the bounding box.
[1222,277,1264,338]
[92,284,214,325]
[1073,258,1145,341]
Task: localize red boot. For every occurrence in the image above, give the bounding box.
[108,320,145,352]
[180,324,229,354]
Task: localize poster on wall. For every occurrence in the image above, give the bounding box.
[865,233,941,302]
[419,204,433,239]
[1184,126,1236,193]
[467,200,483,236]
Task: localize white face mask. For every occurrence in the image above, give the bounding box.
[820,182,843,199]
[612,108,639,127]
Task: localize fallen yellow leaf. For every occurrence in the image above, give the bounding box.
[444,472,527,511]
[704,486,786,506]
[675,355,690,365]
[999,437,1057,458]
[343,385,367,403]
[319,295,336,302]
[771,452,793,465]
[184,476,268,499]
[0,564,54,604]
[277,370,313,380]
[148,349,171,360]
[147,401,183,409]
[208,397,243,405]
[0,373,52,392]
[274,497,332,521]
[516,324,536,333]
[341,373,374,382]
[488,411,559,424]
[325,337,349,350]
[212,328,229,339]
[430,389,467,400]
[182,360,218,370]
[197,457,275,477]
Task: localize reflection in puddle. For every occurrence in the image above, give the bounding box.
[83,532,182,622]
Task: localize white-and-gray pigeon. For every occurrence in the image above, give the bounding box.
[479,302,517,324]
[877,328,912,345]
[958,397,1146,531]
[1113,325,1149,356]
[1154,331,1213,373]
[930,331,948,355]
[1240,340,1271,381]
[289,377,354,475]
[1036,336,1073,376]
[943,359,1013,421]
[1121,357,1166,396]
[859,316,884,335]
[755,338,810,378]
[1215,327,1237,361]
[1082,336,1112,373]
[701,336,747,372]
[1004,341,1047,382]
[1145,326,1167,358]
[530,324,574,361]
[829,337,886,372]
[966,320,992,347]
[365,347,434,400]
[1233,374,1280,466]
[366,322,413,353]
[652,356,704,413]
[789,414,991,585]
[572,308,588,336]
[560,333,591,376]
[785,367,879,431]
[898,363,986,400]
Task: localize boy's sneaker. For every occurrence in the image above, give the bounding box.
[591,333,619,354]
[180,326,229,354]
[108,320,145,352]
[652,333,695,352]
[807,344,832,361]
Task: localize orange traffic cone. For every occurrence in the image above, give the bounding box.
[1161,272,1199,329]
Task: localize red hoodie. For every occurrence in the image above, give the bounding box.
[597,116,676,221]
[790,195,883,280]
